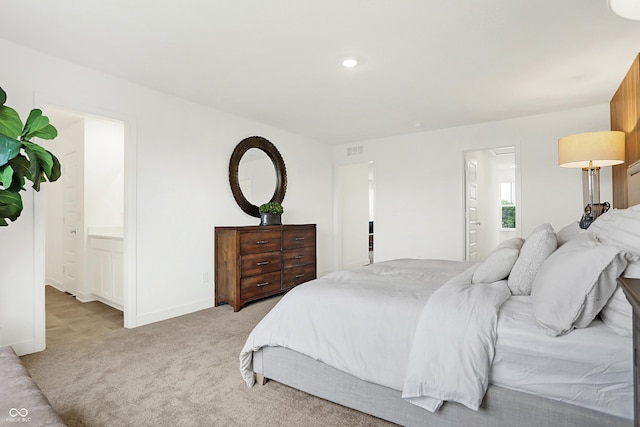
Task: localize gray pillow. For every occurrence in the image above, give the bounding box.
[556,221,581,247]
[507,223,557,296]
[472,238,524,284]
[531,232,629,336]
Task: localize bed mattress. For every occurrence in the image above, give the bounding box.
[491,296,633,419]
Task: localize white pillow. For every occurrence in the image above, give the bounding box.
[588,204,640,278]
[589,204,640,257]
[507,223,557,296]
[556,221,581,247]
[472,238,524,284]
[531,232,630,336]
[600,286,632,337]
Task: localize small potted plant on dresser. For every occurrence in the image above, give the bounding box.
[259,202,283,226]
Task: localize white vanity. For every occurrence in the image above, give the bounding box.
[88,227,124,311]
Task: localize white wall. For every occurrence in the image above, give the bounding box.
[0,38,333,354]
[85,117,125,229]
[333,104,613,264]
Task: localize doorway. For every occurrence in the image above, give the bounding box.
[335,162,373,270]
[464,147,517,261]
[43,107,126,331]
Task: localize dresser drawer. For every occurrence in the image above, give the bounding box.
[283,228,315,249]
[240,231,282,254]
[241,251,282,276]
[283,264,316,289]
[240,271,282,299]
[283,246,315,269]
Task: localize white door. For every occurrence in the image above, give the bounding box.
[62,151,80,295]
[465,159,480,261]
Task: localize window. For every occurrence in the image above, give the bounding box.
[501,182,516,229]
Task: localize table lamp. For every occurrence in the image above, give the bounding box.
[558,131,625,228]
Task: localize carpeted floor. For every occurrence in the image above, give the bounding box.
[20,292,395,427]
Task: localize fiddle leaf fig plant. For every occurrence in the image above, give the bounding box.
[0,86,61,225]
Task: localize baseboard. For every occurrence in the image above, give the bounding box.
[95,296,123,312]
[135,299,212,327]
[9,338,44,357]
[75,292,97,303]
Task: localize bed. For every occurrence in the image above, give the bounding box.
[239,205,640,427]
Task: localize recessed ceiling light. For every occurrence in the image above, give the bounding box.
[342,58,358,68]
[608,0,640,21]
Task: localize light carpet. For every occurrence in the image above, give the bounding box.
[21,296,394,427]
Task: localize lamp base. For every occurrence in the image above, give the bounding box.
[579,201,610,229]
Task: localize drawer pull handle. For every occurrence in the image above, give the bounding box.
[256,281,270,287]
[295,237,305,241]
[255,240,269,245]
[294,255,304,259]
[256,261,270,266]
[295,273,305,278]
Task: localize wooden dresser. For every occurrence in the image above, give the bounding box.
[214,224,316,311]
[620,277,640,427]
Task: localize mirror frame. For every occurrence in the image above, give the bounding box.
[229,136,287,217]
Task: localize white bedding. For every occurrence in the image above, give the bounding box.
[492,296,633,419]
[402,272,510,412]
[240,258,633,419]
[240,259,471,389]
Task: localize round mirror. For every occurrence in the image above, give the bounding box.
[229,136,287,217]
[238,148,277,207]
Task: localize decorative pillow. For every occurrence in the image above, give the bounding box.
[556,221,581,247]
[600,286,632,337]
[531,232,630,336]
[471,238,524,284]
[507,223,557,296]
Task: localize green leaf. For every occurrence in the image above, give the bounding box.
[0,164,14,188]
[0,134,21,167]
[23,109,58,140]
[30,123,58,140]
[47,150,61,182]
[23,141,53,175]
[23,142,60,189]
[0,104,23,139]
[0,87,6,106]
[7,154,30,191]
[0,189,23,225]
[23,145,44,191]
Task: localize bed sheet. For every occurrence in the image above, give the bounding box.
[492,296,633,419]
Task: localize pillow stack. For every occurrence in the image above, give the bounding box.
[467,207,639,337]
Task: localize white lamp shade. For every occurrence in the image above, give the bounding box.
[558,131,625,168]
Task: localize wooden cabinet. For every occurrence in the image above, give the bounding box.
[215,224,316,311]
[619,276,640,427]
[611,53,640,208]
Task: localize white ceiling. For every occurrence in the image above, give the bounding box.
[1,0,639,144]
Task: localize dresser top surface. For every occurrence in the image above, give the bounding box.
[215,224,315,231]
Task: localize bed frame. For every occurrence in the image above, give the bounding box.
[252,346,631,427]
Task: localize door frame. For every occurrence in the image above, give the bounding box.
[32,93,138,351]
[462,146,521,261]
